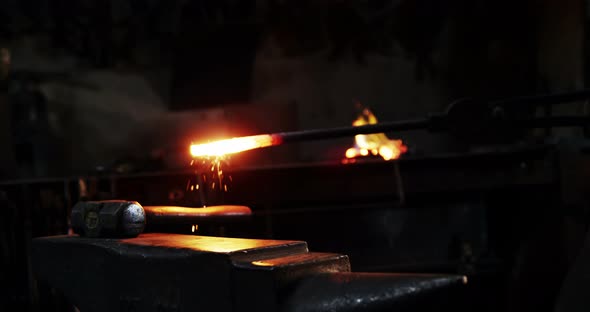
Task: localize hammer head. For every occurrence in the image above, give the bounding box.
[71,200,146,238]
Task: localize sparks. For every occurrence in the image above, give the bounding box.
[190,134,279,157]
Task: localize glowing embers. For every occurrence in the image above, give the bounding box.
[190,134,279,157]
[344,105,407,162]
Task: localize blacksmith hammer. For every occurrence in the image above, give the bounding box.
[70,200,252,238]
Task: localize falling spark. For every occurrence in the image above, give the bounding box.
[189,138,238,207]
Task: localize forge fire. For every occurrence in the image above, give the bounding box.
[345,105,407,161]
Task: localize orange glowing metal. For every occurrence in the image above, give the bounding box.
[251,260,274,267]
[189,104,407,161]
[190,134,278,157]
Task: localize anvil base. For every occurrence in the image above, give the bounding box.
[32,233,349,312]
[32,233,468,312]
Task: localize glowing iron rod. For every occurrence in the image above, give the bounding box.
[190,118,428,157]
[187,89,590,158]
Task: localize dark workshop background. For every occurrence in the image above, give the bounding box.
[1,0,590,311]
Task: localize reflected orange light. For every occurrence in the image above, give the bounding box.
[251,261,274,267]
[122,233,302,254]
[190,134,279,157]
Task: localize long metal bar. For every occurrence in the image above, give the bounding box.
[272,90,590,145]
[277,118,430,144]
[274,114,590,146]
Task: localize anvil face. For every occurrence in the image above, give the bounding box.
[32,233,350,312]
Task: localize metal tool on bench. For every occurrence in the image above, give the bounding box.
[32,233,468,312]
[33,200,469,311]
[70,200,252,238]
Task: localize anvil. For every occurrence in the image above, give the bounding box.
[32,233,467,312]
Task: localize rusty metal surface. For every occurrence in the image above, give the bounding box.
[31,233,350,312]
